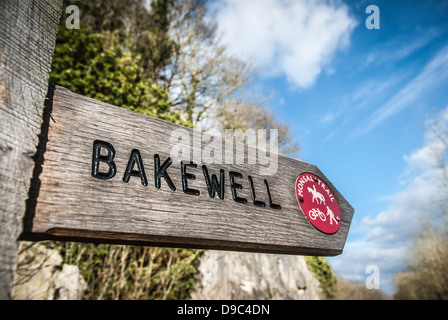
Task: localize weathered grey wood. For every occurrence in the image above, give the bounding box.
[23,85,354,256]
[0,0,62,299]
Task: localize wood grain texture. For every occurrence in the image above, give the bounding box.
[0,0,62,299]
[24,85,354,256]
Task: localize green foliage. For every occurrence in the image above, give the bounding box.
[305,256,337,299]
[62,0,176,81]
[44,242,202,300]
[50,24,190,127]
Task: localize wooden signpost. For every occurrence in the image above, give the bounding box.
[22,85,354,256]
[0,0,63,299]
[0,0,354,299]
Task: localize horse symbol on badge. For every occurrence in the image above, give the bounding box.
[307,185,326,205]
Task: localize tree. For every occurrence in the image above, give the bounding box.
[394,225,448,299]
[50,23,189,127]
[213,98,300,157]
[160,0,300,157]
[393,108,448,299]
[333,277,388,300]
[65,0,176,81]
[161,0,254,125]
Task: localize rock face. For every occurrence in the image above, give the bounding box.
[11,242,87,300]
[191,251,322,300]
[12,243,322,300]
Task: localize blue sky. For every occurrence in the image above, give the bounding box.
[211,0,448,295]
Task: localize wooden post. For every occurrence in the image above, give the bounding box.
[0,0,62,299]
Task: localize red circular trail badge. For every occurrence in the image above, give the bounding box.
[295,173,341,234]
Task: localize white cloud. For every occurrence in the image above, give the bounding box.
[404,140,444,171]
[353,44,448,137]
[320,112,336,124]
[329,106,448,296]
[361,28,441,68]
[212,0,358,89]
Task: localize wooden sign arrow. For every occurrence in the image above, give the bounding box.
[23,85,354,256]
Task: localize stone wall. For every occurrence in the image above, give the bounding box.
[11,242,87,300]
[191,251,323,300]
